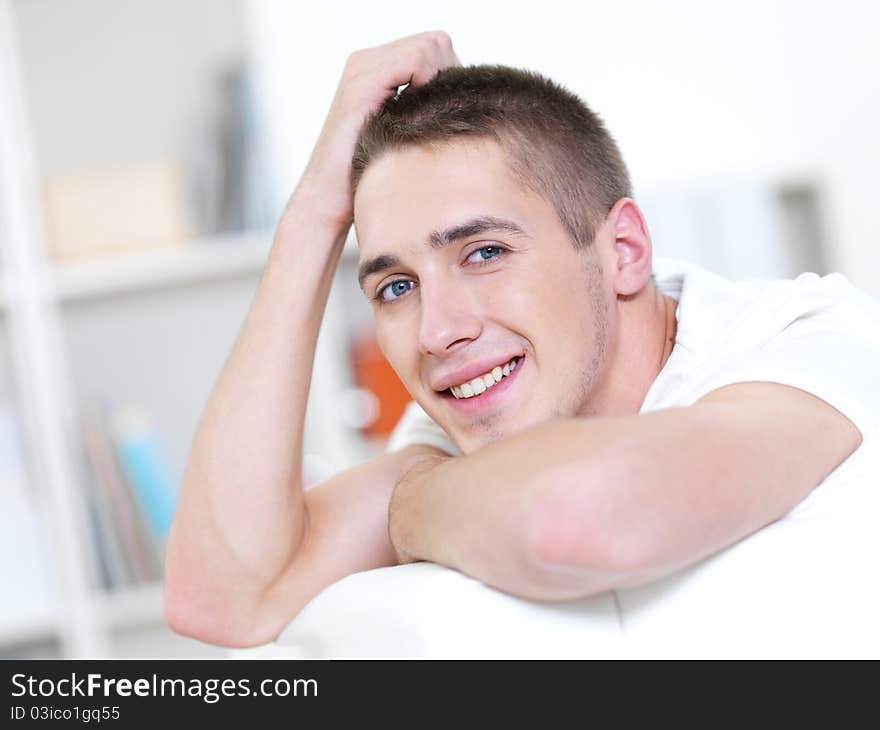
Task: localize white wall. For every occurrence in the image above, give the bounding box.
[13,0,245,179]
[245,0,880,295]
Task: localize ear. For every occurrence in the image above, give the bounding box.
[602,198,653,297]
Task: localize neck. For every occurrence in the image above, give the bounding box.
[590,284,678,417]
[657,288,678,370]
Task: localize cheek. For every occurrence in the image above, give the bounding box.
[514,266,604,363]
[375,319,418,386]
[374,321,399,364]
[504,267,584,329]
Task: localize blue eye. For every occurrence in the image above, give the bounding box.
[466,245,505,264]
[378,279,414,303]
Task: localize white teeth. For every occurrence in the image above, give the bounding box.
[447,357,520,400]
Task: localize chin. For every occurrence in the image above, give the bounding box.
[451,419,528,455]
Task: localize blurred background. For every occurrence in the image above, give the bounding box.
[0,0,877,658]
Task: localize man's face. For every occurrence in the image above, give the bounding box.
[354,138,616,454]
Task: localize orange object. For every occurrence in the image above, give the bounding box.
[350,329,412,437]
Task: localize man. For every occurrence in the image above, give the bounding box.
[165,32,877,649]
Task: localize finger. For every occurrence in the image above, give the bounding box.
[364,33,458,100]
[413,34,458,85]
[433,31,460,68]
[395,45,437,88]
[409,60,438,87]
[421,31,456,72]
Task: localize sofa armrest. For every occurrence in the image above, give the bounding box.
[268,562,624,659]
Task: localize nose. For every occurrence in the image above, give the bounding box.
[417,278,482,356]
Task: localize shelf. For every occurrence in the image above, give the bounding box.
[50,230,361,305]
[0,609,59,649]
[0,582,174,650]
[53,232,274,304]
[94,581,165,630]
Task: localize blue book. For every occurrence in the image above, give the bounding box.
[111,408,178,543]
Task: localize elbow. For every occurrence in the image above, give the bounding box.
[163,584,223,646]
[164,580,285,649]
[162,530,230,646]
[163,587,216,644]
[163,541,285,649]
[162,572,234,647]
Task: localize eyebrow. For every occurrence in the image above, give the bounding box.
[357,215,528,291]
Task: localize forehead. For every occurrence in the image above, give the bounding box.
[353,138,553,257]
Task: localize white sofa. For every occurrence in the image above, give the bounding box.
[232,450,879,659]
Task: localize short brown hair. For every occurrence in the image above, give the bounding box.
[352,64,632,249]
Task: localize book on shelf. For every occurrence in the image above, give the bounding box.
[79,413,133,590]
[78,402,178,592]
[109,407,178,545]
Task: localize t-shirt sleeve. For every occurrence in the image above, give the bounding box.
[385,401,461,456]
[684,274,880,446]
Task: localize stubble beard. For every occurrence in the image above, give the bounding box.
[569,255,608,418]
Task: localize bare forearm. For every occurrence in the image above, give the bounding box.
[388,419,614,600]
[389,388,860,603]
[389,413,721,601]
[166,189,349,616]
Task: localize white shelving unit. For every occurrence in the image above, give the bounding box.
[0,0,371,658]
[53,234,272,303]
[0,0,103,658]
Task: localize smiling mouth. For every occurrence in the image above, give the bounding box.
[444,356,522,399]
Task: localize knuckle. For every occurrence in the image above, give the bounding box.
[393,35,417,52]
[433,31,453,49]
[344,49,365,69]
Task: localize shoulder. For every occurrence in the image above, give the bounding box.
[645,260,880,445]
[655,257,879,357]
